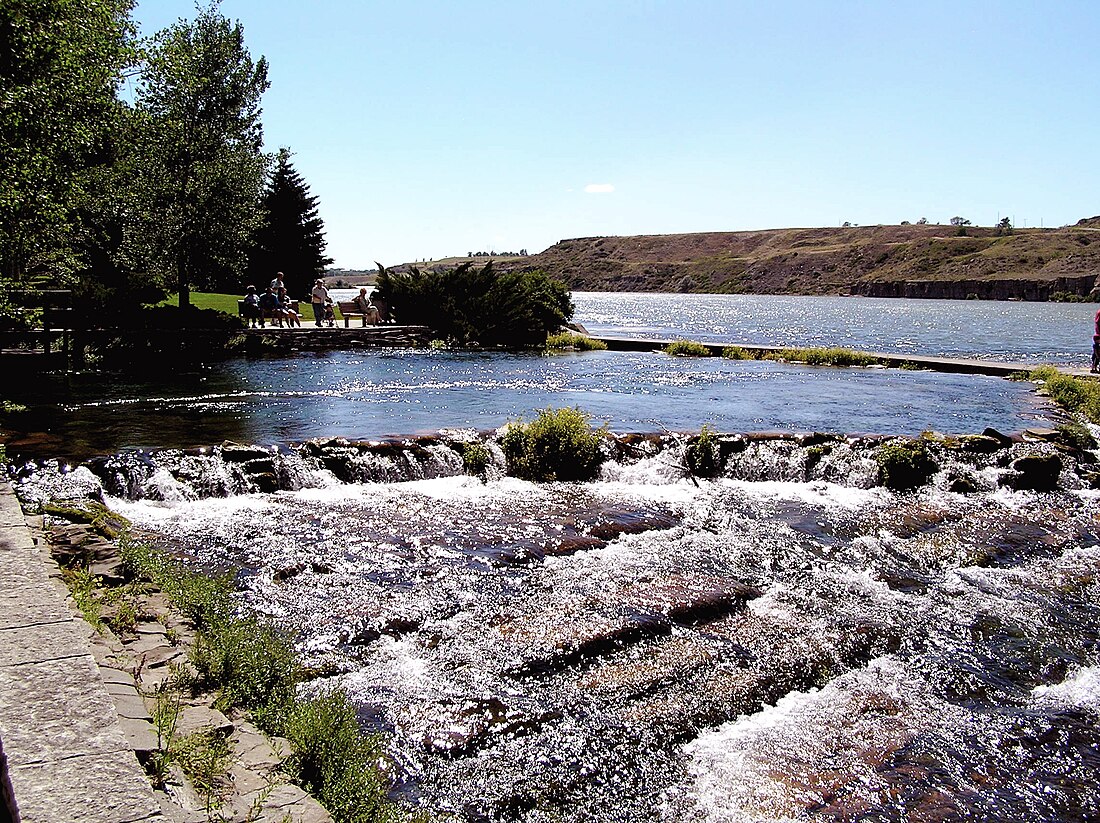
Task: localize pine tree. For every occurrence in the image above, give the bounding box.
[248,149,332,297]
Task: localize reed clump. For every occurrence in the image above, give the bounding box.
[720,345,759,360]
[663,339,713,357]
[501,406,606,481]
[546,331,608,351]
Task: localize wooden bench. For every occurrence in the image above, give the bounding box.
[238,299,300,325]
[336,300,379,327]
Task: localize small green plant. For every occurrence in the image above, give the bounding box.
[663,339,713,357]
[501,406,606,481]
[457,442,491,477]
[720,346,756,360]
[148,688,182,787]
[109,597,141,635]
[876,440,939,490]
[63,567,105,631]
[685,424,721,478]
[175,728,231,814]
[284,690,399,823]
[546,331,608,351]
[1056,421,1098,451]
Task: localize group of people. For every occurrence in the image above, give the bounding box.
[241,272,389,329]
[241,273,302,328]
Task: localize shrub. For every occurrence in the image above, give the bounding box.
[663,339,713,357]
[546,331,608,351]
[1031,366,1100,422]
[456,442,491,477]
[1057,421,1098,451]
[285,690,400,823]
[876,441,938,490]
[685,424,721,478]
[374,261,573,347]
[501,407,606,481]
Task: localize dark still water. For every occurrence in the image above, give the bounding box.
[3,349,1049,461]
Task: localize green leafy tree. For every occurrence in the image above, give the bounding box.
[248,149,332,296]
[127,2,269,306]
[0,0,136,317]
[949,216,971,226]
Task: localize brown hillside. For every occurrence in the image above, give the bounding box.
[501,223,1100,300]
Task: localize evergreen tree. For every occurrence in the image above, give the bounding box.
[248,149,332,295]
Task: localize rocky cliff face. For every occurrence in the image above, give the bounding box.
[502,223,1100,299]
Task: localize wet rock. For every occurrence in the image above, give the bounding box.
[219,442,272,463]
[272,562,307,582]
[1005,453,1062,491]
[946,470,979,494]
[957,434,1006,453]
[982,427,1016,445]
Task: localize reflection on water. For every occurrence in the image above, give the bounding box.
[3,350,1049,461]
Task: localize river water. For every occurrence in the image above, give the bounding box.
[10,294,1100,822]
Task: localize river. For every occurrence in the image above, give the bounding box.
[9,294,1100,822]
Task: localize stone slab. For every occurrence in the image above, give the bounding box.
[0,655,128,766]
[175,704,233,737]
[0,484,28,529]
[9,748,167,823]
[115,715,161,755]
[0,616,88,667]
[0,578,72,629]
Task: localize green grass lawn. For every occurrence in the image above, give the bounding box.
[159,292,347,323]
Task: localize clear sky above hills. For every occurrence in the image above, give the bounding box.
[133,0,1100,269]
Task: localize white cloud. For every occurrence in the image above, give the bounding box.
[584,183,615,194]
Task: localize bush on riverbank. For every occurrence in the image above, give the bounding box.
[1030,365,1100,423]
[374,261,573,347]
[501,407,606,481]
[764,347,882,367]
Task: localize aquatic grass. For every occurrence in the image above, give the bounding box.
[501,406,606,481]
[546,331,608,351]
[663,339,713,357]
[764,347,881,367]
[720,345,758,360]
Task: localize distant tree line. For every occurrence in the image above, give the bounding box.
[0,0,330,328]
[467,250,529,257]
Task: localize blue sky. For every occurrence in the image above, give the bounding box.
[133,1,1100,270]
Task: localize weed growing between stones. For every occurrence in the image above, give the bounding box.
[501,406,607,481]
[720,345,757,360]
[663,339,713,357]
[117,535,408,822]
[685,424,721,479]
[545,331,608,351]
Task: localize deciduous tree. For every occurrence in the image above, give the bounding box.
[127,2,269,306]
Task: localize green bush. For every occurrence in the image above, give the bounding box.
[685,424,721,478]
[1057,421,1098,451]
[546,331,608,351]
[456,441,491,477]
[285,690,400,823]
[1030,366,1100,422]
[501,407,606,481]
[875,441,939,490]
[663,339,713,357]
[374,261,573,347]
